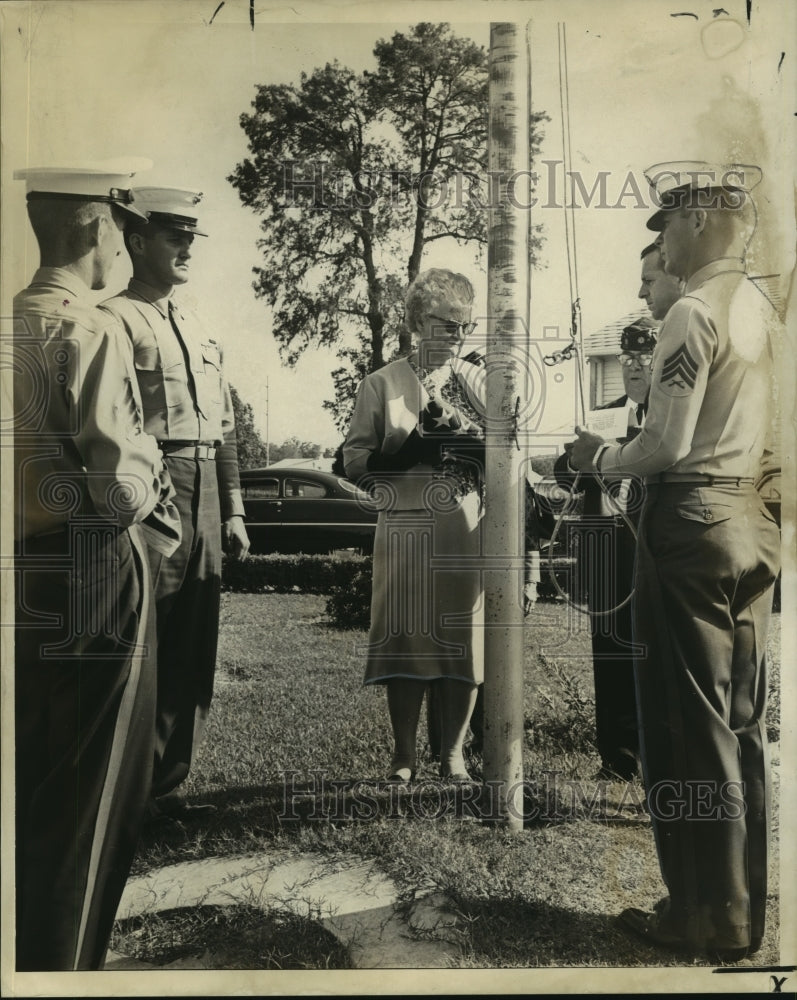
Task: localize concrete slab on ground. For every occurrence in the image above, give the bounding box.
[106,851,460,970]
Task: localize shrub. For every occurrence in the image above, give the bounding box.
[325,565,373,630]
[222,553,369,595]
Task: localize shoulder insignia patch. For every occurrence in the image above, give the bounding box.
[660,344,698,395]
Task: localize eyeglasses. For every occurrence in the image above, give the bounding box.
[617,353,653,367]
[427,313,478,338]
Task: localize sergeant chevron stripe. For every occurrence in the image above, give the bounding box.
[660,344,699,391]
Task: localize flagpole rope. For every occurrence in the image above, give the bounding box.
[542,22,637,615]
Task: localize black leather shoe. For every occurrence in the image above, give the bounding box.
[705,933,763,964]
[617,907,688,952]
[705,944,749,964]
[386,768,415,783]
[620,907,754,962]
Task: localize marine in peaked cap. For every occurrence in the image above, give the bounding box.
[14,157,152,218]
[567,158,780,961]
[101,184,249,822]
[133,185,209,236]
[643,159,761,232]
[13,157,177,970]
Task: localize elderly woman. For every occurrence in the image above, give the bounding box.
[343,268,485,781]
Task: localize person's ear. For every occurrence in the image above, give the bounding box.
[127,231,145,256]
[692,208,707,235]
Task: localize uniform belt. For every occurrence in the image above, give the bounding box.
[160,441,217,460]
[647,473,755,486]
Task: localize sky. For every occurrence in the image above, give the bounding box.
[1,0,794,454]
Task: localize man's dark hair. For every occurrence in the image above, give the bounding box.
[122,215,155,254]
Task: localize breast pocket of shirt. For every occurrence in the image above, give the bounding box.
[195,339,223,412]
[134,347,185,412]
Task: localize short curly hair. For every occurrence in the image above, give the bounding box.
[404,268,475,335]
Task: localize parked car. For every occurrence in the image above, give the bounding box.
[240,466,378,555]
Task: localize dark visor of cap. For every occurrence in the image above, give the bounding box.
[146,211,201,227]
[661,184,747,210]
[27,188,135,205]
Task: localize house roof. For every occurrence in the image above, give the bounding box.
[583,310,652,357]
[748,274,785,313]
[268,457,334,472]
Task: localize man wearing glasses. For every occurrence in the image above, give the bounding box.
[554,319,657,782]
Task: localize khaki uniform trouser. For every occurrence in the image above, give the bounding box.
[633,483,780,951]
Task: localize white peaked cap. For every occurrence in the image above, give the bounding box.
[132,186,208,236]
[14,157,153,218]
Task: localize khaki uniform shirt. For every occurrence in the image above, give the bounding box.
[101,279,244,520]
[13,267,164,540]
[600,259,778,479]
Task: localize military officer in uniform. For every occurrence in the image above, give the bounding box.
[555,319,660,781]
[102,187,250,819]
[12,161,177,969]
[567,162,781,961]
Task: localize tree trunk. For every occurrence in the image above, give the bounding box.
[359,222,385,371]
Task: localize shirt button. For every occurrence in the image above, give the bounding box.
[702,509,713,521]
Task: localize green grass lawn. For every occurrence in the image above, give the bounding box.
[127,593,782,969]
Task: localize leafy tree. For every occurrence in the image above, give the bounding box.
[229,22,547,429]
[229,384,269,469]
[270,437,322,461]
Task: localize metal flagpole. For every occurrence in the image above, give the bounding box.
[482,22,531,831]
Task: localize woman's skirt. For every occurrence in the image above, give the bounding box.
[363,486,484,685]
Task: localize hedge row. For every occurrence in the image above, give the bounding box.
[222,552,371,595]
[222,552,565,633]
